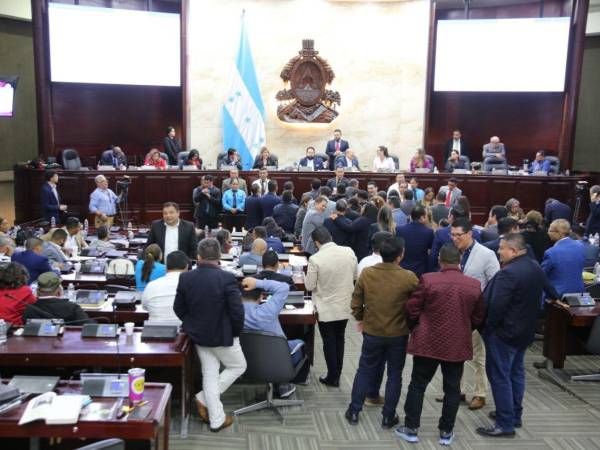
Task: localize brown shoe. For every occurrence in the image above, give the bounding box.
[468,396,486,410]
[210,415,234,432]
[364,395,385,406]
[194,398,209,423]
[435,394,466,403]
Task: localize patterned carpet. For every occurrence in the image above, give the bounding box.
[168,321,600,450]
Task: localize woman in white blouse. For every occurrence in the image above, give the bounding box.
[372,145,396,171]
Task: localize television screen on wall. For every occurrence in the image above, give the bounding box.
[434,17,570,92]
[48,3,180,87]
[0,78,17,117]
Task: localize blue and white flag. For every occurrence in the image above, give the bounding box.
[222,13,266,170]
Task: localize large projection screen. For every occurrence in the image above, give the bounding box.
[434,18,570,92]
[48,3,180,87]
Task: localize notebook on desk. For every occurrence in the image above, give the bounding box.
[19,392,86,425]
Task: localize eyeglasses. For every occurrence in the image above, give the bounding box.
[450,232,468,238]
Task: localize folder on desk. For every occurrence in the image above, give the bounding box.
[19,392,85,425]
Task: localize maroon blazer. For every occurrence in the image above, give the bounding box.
[406,266,485,362]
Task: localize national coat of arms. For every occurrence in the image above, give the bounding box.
[275,39,341,123]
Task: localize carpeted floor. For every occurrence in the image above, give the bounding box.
[168,320,600,449]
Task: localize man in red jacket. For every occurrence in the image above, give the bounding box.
[395,244,485,446]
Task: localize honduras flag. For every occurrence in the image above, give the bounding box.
[223,13,266,170]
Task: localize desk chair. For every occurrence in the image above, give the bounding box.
[546,156,560,175]
[76,439,124,450]
[571,316,600,381]
[390,154,400,170]
[315,153,329,165]
[483,156,508,173]
[234,330,306,423]
[177,151,190,168]
[61,149,82,170]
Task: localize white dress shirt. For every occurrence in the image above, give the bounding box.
[141,271,182,324]
[357,253,383,277]
[49,182,60,203]
[164,221,179,260]
[252,178,271,195]
[452,139,461,153]
[373,157,396,171]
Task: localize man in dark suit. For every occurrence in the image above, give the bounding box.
[173,238,246,432]
[98,146,127,168]
[334,149,360,170]
[302,179,321,201]
[396,205,434,277]
[481,205,508,242]
[244,184,263,230]
[194,175,222,230]
[544,198,572,225]
[162,126,182,165]
[430,191,450,227]
[325,129,350,170]
[324,200,353,247]
[11,237,54,284]
[483,218,536,261]
[444,129,470,162]
[147,202,198,260]
[259,180,282,218]
[40,170,67,224]
[272,190,299,233]
[327,167,350,191]
[477,233,559,438]
[298,146,325,171]
[586,185,600,237]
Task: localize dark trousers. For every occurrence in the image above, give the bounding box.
[195,215,218,230]
[349,333,408,418]
[368,358,386,398]
[318,319,348,382]
[404,356,464,432]
[484,332,526,432]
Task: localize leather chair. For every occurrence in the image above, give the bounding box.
[483,156,508,173]
[177,151,190,168]
[315,153,329,165]
[425,155,435,171]
[159,152,169,162]
[390,154,400,170]
[76,439,124,450]
[216,151,228,169]
[459,155,470,167]
[234,330,306,423]
[570,315,600,382]
[61,149,82,170]
[546,156,560,175]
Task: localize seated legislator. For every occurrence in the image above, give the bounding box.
[325,128,350,170]
[41,229,69,267]
[409,148,432,172]
[88,226,116,252]
[372,145,396,171]
[254,223,285,254]
[194,175,222,230]
[244,184,263,230]
[0,262,36,326]
[273,190,299,234]
[250,250,295,289]
[241,277,309,397]
[482,136,506,161]
[299,146,325,171]
[251,168,271,196]
[163,126,182,165]
[98,145,127,169]
[335,148,360,171]
[185,149,203,169]
[142,250,188,324]
[89,174,118,228]
[239,238,267,266]
[222,179,246,215]
[444,129,470,162]
[42,216,88,256]
[147,202,198,260]
[11,238,54,284]
[41,170,67,224]
[24,272,92,324]
[219,148,243,170]
[252,146,278,169]
[144,148,168,170]
[215,229,233,255]
[0,236,15,263]
[327,167,350,191]
[221,168,248,194]
[445,150,468,173]
[529,150,550,173]
[135,243,166,292]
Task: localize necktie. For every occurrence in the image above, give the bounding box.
[232,191,237,209]
[335,141,340,152]
[262,181,266,195]
[445,189,452,207]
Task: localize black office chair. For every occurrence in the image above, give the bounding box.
[216,151,228,169]
[425,155,435,171]
[546,156,560,175]
[177,151,190,167]
[390,154,400,170]
[61,149,82,170]
[483,156,508,173]
[585,282,600,299]
[234,330,306,423]
[459,155,470,167]
[159,152,169,162]
[570,316,600,382]
[75,439,124,450]
[315,153,329,165]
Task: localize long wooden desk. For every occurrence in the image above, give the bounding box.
[543,300,600,368]
[0,329,192,438]
[14,167,590,226]
[0,381,171,450]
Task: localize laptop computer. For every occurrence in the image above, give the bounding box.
[9,376,59,394]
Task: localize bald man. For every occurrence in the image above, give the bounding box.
[482,136,506,161]
[239,238,267,266]
[335,148,360,170]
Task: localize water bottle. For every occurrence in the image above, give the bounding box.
[127,222,133,232]
[0,320,7,345]
[51,216,56,228]
[595,263,600,282]
[232,242,240,266]
[433,166,439,174]
[83,219,89,237]
[595,233,599,246]
[67,283,76,302]
[204,225,209,237]
[127,221,134,240]
[31,281,38,297]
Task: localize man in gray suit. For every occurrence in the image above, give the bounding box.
[221,168,248,194]
[41,228,69,267]
[449,217,500,411]
[302,196,328,255]
[438,178,462,208]
[482,136,506,161]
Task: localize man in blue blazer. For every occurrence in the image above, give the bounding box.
[528,150,551,173]
[542,219,584,296]
[11,237,54,284]
[544,198,572,225]
[298,146,325,171]
[335,149,360,170]
[259,181,282,218]
[40,171,67,224]
[396,205,433,277]
[244,184,263,230]
[477,233,558,438]
[325,129,349,170]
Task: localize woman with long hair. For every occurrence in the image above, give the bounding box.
[0,262,36,326]
[135,244,166,291]
[370,195,385,210]
[252,146,277,169]
[422,187,435,207]
[185,149,203,169]
[372,145,396,171]
[522,210,552,262]
[409,148,432,172]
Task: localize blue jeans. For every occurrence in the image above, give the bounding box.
[484,332,526,432]
[349,333,408,418]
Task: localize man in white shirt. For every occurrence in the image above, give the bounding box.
[142,250,188,324]
[387,173,407,196]
[357,231,390,276]
[251,168,270,196]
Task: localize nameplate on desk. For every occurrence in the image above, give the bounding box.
[181,165,198,171]
[414,168,430,174]
[23,320,61,337]
[97,165,116,171]
[298,166,314,172]
[532,171,548,176]
[452,169,468,174]
[81,323,118,338]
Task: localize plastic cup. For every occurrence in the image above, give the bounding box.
[124,322,134,336]
[128,368,145,403]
